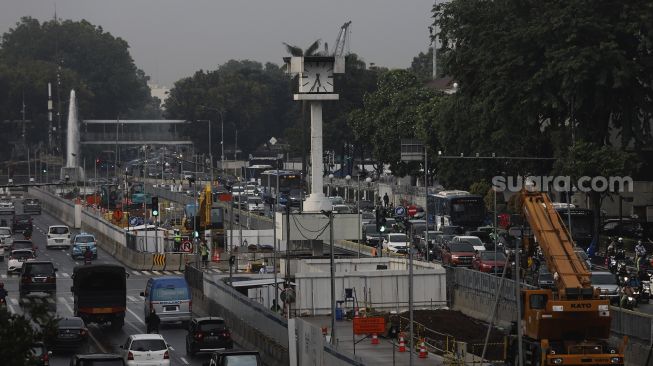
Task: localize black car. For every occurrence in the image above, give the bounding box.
[186,317,233,357]
[12,214,33,233]
[19,261,57,297]
[601,219,645,240]
[23,198,42,215]
[205,350,262,366]
[69,353,125,366]
[27,342,52,366]
[10,239,37,252]
[53,317,89,352]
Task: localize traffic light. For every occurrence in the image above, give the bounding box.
[379,216,387,232]
[376,208,387,233]
[151,196,159,217]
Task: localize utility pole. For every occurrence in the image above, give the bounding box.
[424,147,429,262]
[329,211,336,344]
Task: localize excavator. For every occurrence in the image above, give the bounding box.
[506,189,627,365]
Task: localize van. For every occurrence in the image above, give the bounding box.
[46,225,71,249]
[140,276,192,325]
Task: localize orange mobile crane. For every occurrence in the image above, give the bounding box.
[507,189,627,365]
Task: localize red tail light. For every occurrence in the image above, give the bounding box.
[163,351,169,359]
[194,331,204,340]
[42,352,49,365]
[46,276,56,283]
[80,329,87,336]
[127,351,134,360]
[222,331,231,338]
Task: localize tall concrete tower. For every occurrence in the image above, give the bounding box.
[60,89,84,182]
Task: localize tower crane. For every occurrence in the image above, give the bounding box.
[332,21,351,57]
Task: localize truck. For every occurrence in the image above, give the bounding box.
[506,190,626,365]
[71,264,128,330]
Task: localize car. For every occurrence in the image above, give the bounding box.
[7,249,36,274]
[246,196,265,214]
[204,350,262,366]
[574,248,592,270]
[417,230,442,258]
[121,334,170,366]
[19,260,57,297]
[27,342,52,366]
[185,317,233,357]
[537,268,555,289]
[466,230,494,249]
[141,276,192,325]
[451,236,486,252]
[328,196,345,205]
[46,225,72,249]
[591,271,620,305]
[441,242,476,267]
[244,184,259,196]
[0,198,15,215]
[71,232,98,259]
[0,226,13,248]
[358,200,375,213]
[363,223,382,247]
[601,218,645,240]
[11,239,37,252]
[12,214,33,233]
[230,185,245,198]
[69,353,125,366]
[383,233,409,254]
[332,204,352,213]
[473,251,508,275]
[22,198,41,215]
[52,317,89,352]
[360,212,375,225]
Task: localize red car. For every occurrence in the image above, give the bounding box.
[473,251,508,275]
[441,242,476,267]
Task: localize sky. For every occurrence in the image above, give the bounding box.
[0,0,436,86]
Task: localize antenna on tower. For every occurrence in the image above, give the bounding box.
[54,3,58,22]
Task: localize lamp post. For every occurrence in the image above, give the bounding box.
[321,209,336,345]
[345,175,351,202]
[357,174,361,259]
[328,174,334,197]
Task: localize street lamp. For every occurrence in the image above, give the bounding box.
[328,174,334,197]
[345,175,351,202]
[321,209,336,345]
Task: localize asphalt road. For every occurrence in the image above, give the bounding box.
[1,196,233,366]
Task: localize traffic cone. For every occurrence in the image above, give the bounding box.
[211,249,220,262]
[418,339,428,358]
[371,333,379,345]
[398,333,406,352]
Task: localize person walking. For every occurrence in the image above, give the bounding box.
[383,193,389,208]
[200,241,209,268]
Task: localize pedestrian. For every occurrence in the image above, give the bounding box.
[636,240,647,270]
[259,262,267,274]
[383,193,389,208]
[371,246,377,257]
[200,241,209,268]
[270,299,282,313]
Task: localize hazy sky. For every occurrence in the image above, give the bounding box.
[1,0,435,86]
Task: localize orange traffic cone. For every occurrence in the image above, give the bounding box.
[398,333,406,352]
[418,339,428,358]
[371,333,379,345]
[211,249,220,262]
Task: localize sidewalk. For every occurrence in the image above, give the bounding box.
[302,316,444,365]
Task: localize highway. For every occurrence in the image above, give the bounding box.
[1,197,231,365]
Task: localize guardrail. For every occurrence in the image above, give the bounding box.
[611,306,653,344]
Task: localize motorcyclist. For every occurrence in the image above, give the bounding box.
[23,227,32,239]
[146,309,161,333]
[84,247,93,263]
[0,282,7,304]
[635,240,647,269]
[606,237,616,257]
[638,269,650,283]
[620,275,641,308]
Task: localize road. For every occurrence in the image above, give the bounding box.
[1,197,233,365]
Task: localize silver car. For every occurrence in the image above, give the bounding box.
[0,199,15,215]
[591,271,620,304]
[0,227,13,248]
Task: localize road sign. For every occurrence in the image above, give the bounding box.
[408,205,418,217]
[353,317,386,335]
[394,206,406,217]
[181,240,193,253]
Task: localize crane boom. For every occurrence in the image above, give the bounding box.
[333,21,351,57]
[520,189,591,296]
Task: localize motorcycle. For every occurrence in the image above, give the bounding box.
[621,294,638,310]
[608,256,618,274]
[641,281,651,303]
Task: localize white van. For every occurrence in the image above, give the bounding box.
[46,225,71,249]
[140,276,192,325]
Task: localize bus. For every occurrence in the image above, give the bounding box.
[553,203,594,248]
[259,170,303,203]
[428,190,486,230]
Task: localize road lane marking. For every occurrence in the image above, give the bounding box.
[152,271,161,275]
[10,298,18,305]
[180,356,189,364]
[7,303,15,314]
[131,270,140,275]
[63,300,74,316]
[127,307,146,324]
[141,271,152,276]
[62,272,70,277]
[1,274,6,279]
[128,295,139,302]
[88,329,108,353]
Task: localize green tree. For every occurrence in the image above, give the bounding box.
[0,303,59,366]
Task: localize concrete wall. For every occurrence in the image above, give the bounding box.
[294,258,447,316]
[28,187,76,227]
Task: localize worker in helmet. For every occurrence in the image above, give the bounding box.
[173,229,182,252]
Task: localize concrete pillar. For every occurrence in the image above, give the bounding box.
[303,101,331,213]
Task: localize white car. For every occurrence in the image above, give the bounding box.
[46,225,72,249]
[244,184,258,196]
[246,196,265,213]
[0,227,11,249]
[0,199,14,215]
[451,236,486,252]
[7,249,35,274]
[383,233,409,254]
[121,334,170,366]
